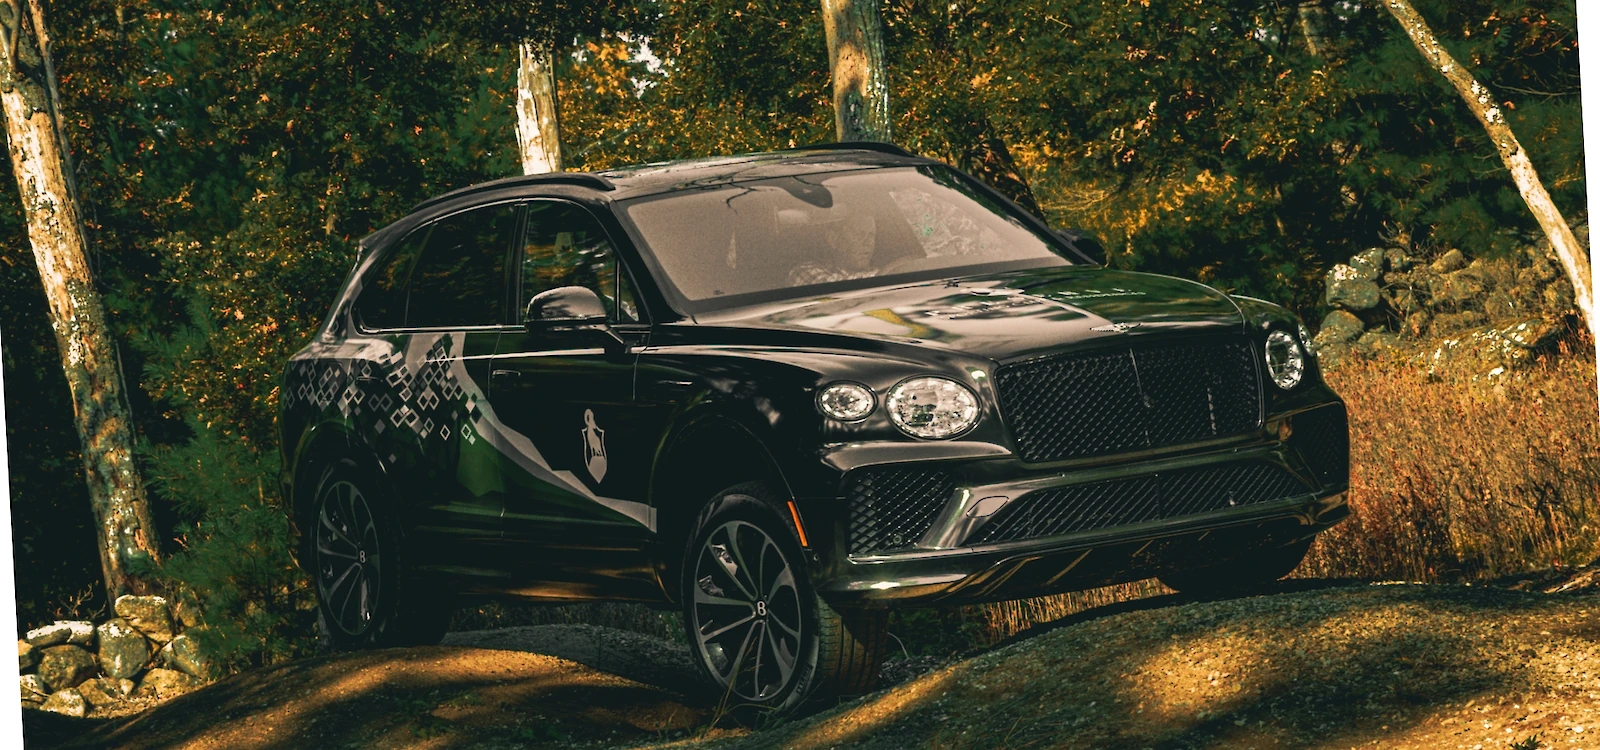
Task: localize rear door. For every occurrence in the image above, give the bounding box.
[485,199,659,599]
[353,201,520,566]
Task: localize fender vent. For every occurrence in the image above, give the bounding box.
[846,469,956,555]
[1290,404,1349,488]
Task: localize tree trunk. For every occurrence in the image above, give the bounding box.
[957,118,1044,219]
[820,0,891,143]
[1580,3,1600,417]
[1383,0,1594,338]
[0,0,161,598]
[515,41,562,175]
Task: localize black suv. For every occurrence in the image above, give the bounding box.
[280,144,1348,714]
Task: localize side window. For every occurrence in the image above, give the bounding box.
[358,226,429,330]
[405,203,518,328]
[521,201,640,322]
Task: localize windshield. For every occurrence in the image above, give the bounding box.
[619,165,1073,312]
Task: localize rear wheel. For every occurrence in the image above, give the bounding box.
[308,459,453,649]
[1157,536,1314,597]
[682,482,886,719]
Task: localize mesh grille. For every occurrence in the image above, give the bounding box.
[996,339,1262,463]
[977,461,1306,544]
[1291,404,1350,488]
[846,469,956,555]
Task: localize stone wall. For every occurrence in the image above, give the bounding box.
[1311,231,1582,376]
[20,595,217,717]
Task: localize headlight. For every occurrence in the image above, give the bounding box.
[886,377,979,438]
[817,382,875,421]
[1265,330,1305,390]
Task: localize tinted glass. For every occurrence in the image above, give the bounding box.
[405,203,517,328]
[521,201,639,322]
[620,166,1072,311]
[358,227,429,330]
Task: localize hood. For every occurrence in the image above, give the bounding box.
[696,266,1244,362]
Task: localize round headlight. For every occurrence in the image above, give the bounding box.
[817,382,875,421]
[886,377,979,439]
[1265,330,1305,390]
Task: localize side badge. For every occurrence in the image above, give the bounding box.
[582,409,608,483]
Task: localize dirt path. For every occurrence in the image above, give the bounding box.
[45,629,714,750]
[29,582,1600,749]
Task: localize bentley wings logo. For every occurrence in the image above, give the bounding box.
[582,409,608,483]
[1092,322,1143,333]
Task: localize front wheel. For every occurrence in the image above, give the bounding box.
[682,482,887,719]
[1157,536,1314,597]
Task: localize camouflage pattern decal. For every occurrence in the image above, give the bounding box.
[283,332,655,531]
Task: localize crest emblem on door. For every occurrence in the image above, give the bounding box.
[581,409,608,483]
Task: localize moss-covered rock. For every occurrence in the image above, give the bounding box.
[37,645,97,692]
[97,618,151,680]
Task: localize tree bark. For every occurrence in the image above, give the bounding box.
[515,41,562,175]
[820,0,891,143]
[0,0,160,597]
[1382,0,1594,337]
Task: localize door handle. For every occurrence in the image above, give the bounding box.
[491,369,521,380]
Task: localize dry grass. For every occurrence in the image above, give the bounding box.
[1303,335,1600,582]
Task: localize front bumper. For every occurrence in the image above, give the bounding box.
[798,401,1350,607]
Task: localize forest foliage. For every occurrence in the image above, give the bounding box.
[0,0,1585,667]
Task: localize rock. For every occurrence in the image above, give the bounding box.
[1385,287,1420,315]
[1420,318,1563,378]
[18,640,37,671]
[163,632,216,680]
[1429,269,1485,307]
[1432,310,1487,335]
[1356,330,1400,352]
[37,645,98,692]
[1349,248,1385,280]
[76,677,127,710]
[1314,310,1365,349]
[96,618,150,680]
[1402,312,1431,338]
[1432,248,1466,273]
[1542,284,1575,316]
[115,595,175,644]
[1384,247,1415,271]
[1326,265,1381,310]
[40,688,86,717]
[131,668,199,702]
[20,675,47,702]
[172,594,204,630]
[25,621,94,648]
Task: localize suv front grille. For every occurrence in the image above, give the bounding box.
[995,338,1262,463]
[976,460,1307,545]
[845,469,956,555]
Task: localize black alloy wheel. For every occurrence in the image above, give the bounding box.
[690,518,806,703]
[315,478,383,638]
[682,482,887,719]
[307,458,453,649]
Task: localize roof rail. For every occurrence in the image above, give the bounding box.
[786,141,918,159]
[410,172,616,212]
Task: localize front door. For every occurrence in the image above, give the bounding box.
[484,199,658,600]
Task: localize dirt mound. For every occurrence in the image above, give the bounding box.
[48,645,708,749]
[712,583,1600,749]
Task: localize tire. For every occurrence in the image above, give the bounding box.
[1157,535,1314,597]
[306,458,453,650]
[681,481,887,720]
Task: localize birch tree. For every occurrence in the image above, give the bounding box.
[820,0,891,143]
[1383,0,1593,340]
[515,41,562,175]
[0,0,161,597]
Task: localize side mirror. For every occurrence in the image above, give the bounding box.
[525,285,608,325]
[1054,228,1108,266]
